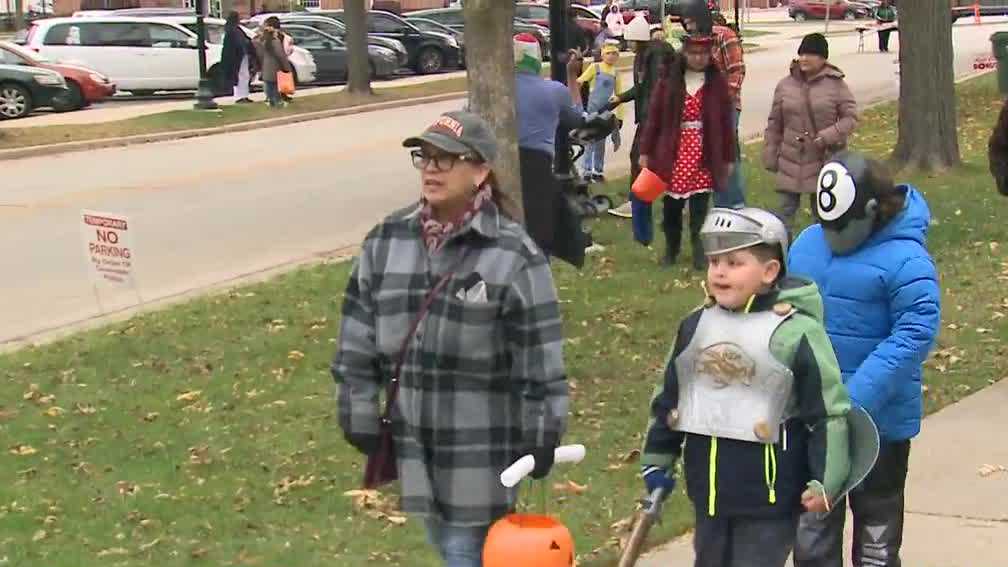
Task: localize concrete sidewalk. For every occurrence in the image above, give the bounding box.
[637,379,1008,567]
[0,69,468,128]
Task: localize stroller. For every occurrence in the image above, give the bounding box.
[568,110,620,218]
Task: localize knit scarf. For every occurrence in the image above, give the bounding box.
[419,185,493,254]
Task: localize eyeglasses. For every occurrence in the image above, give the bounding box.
[410,149,480,172]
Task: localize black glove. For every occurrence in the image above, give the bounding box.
[344,432,380,456]
[529,445,557,480]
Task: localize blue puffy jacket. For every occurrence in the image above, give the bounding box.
[788,186,941,441]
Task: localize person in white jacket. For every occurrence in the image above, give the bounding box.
[605,1,625,46]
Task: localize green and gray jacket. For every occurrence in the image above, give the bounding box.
[642,278,851,518]
[614,41,675,125]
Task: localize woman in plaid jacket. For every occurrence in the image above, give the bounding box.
[333,111,570,567]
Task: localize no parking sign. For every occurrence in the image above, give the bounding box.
[974,54,997,71]
[80,210,135,286]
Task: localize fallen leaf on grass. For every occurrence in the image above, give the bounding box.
[343,489,407,526]
[116,481,140,496]
[386,515,408,525]
[75,403,97,415]
[552,480,589,495]
[96,548,129,558]
[138,538,161,552]
[42,407,65,418]
[9,445,37,456]
[287,350,305,361]
[176,390,202,403]
[622,449,641,463]
[31,530,46,542]
[143,412,159,422]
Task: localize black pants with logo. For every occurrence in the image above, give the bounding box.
[794,440,912,567]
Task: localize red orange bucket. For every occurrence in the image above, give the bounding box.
[631,168,668,203]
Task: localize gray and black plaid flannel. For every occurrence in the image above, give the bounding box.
[333,200,569,526]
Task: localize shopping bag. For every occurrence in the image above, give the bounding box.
[277,71,295,96]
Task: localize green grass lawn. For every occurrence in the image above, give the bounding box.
[1,75,1006,567]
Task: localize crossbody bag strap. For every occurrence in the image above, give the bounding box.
[379,272,453,422]
[802,83,821,136]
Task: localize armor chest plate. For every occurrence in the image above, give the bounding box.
[672,306,795,443]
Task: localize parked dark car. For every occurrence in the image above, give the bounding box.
[245,13,410,70]
[283,24,399,82]
[404,7,551,60]
[0,63,68,119]
[514,3,601,52]
[403,16,467,67]
[326,9,462,74]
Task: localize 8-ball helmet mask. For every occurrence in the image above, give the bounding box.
[816,151,893,255]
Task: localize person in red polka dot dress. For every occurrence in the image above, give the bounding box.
[639,31,737,269]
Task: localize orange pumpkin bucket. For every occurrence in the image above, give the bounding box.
[485,444,586,567]
[631,168,668,204]
[483,514,575,567]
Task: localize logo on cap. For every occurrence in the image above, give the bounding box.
[432,116,464,139]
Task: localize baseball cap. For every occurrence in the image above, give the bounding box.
[402,111,498,163]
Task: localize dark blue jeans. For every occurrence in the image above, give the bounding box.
[424,517,490,567]
[713,108,746,209]
[263,80,281,107]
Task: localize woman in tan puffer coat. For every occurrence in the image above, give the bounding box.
[763,33,858,230]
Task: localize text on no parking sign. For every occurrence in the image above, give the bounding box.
[81,210,135,286]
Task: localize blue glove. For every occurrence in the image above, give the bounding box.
[642,465,676,495]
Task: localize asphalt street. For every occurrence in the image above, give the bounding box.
[3,19,1006,345]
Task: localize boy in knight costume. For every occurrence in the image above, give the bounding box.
[640,207,853,567]
[790,152,941,567]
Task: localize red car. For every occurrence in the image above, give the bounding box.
[0,40,115,111]
[515,2,603,48]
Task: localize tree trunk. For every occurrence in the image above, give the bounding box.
[345,0,373,96]
[463,1,523,222]
[892,1,961,171]
[13,0,24,32]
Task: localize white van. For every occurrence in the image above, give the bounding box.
[23,17,316,94]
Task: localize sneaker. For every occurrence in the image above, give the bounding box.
[584,243,606,255]
[607,201,633,218]
[594,173,606,183]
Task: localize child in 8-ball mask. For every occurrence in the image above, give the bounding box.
[790,152,941,567]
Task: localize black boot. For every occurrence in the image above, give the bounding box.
[662,238,679,267]
[691,238,706,271]
[688,193,712,271]
[661,196,684,267]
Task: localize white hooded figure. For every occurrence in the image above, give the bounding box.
[605,1,625,40]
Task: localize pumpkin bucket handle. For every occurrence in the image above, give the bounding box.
[500,444,586,488]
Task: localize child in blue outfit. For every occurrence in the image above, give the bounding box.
[788,152,941,567]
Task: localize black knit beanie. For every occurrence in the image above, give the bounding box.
[798,33,829,59]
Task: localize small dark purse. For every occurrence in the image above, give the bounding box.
[362,273,452,489]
